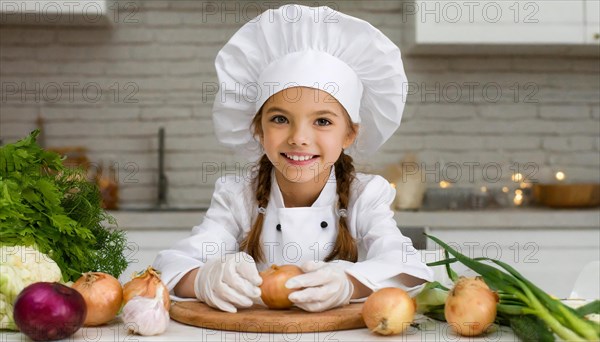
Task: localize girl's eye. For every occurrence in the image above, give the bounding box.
[316,118,331,126]
[271,115,288,124]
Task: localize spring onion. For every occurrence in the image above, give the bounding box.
[416,234,600,341]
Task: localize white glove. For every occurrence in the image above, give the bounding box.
[194,252,263,313]
[285,260,354,312]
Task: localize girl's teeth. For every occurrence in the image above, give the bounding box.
[286,154,313,161]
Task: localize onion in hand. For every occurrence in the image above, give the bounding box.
[72,272,123,326]
[259,264,303,309]
[445,277,499,336]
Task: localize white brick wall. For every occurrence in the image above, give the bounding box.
[1,0,599,209]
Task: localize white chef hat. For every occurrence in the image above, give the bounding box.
[212,4,408,161]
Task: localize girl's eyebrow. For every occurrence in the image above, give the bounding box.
[265,106,339,117]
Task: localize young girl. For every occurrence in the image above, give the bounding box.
[153,4,433,313]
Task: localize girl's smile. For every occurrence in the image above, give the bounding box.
[280,152,319,165]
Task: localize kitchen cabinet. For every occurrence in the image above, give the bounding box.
[126,227,597,295]
[111,211,203,284]
[406,0,600,54]
[112,209,599,299]
[120,230,191,284]
[423,227,599,298]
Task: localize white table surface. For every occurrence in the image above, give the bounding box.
[1,314,519,342]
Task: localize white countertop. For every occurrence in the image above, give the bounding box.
[107,209,600,230]
[395,209,599,229]
[1,315,519,342]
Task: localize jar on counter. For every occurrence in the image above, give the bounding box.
[97,159,119,210]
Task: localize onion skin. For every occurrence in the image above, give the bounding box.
[362,288,415,336]
[72,272,123,326]
[121,286,170,336]
[13,282,86,341]
[123,266,170,310]
[259,264,303,309]
[445,277,499,336]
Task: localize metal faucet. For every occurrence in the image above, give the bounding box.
[157,127,168,208]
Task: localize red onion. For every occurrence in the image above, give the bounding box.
[13,282,87,341]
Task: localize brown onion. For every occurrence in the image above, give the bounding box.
[123,266,170,310]
[445,277,499,336]
[259,264,303,309]
[362,287,415,335]
[72,272,122,326]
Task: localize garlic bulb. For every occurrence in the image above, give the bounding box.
[123,266,170,310]
[122,285,169,336]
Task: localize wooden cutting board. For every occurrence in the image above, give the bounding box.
[170,301,366,333]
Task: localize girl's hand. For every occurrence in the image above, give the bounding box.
[285,260,354,312]
[194,252,263,313]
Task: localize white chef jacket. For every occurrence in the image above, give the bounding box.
[153,168,434,298]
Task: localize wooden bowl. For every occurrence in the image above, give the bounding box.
[532,183,600,208]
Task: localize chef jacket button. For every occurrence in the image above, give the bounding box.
[320,221,328,228]
[276,224,281,231]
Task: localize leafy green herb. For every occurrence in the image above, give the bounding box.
[0,130,128,281]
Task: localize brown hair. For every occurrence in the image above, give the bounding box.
[239,108,359,263]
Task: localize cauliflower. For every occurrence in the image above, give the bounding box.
[0,245,62,330]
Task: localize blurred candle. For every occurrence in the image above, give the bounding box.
[502,186,509,193]
[480,186,487,193]
[520,182,532,189]
[439,180,451,188]
[512,173,523,182]
[513,190,523,206]
[555,171,565,182]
